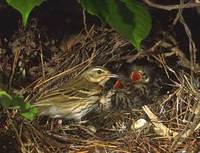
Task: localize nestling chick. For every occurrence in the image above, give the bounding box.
[110,64,162,110]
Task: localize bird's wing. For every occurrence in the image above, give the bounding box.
[34,90,99,119]
[34,86,100,106]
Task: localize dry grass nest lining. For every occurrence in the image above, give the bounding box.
[17,27,200,153]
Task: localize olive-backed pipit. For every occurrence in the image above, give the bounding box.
[33,67,118,121]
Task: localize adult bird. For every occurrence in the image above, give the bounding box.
[33,66,118,121]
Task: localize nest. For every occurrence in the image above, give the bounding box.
[3,26,200,152]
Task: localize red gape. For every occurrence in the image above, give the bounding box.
[114,80,124,89]
[130,71,143,83]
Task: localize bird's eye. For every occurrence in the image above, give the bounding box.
[97,69,103,74]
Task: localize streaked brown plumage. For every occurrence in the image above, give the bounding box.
[33,66,117,121]
[110,64,162,110]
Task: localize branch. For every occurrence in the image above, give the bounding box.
[143,0,200,11]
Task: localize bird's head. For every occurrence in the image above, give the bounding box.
[129,66,151,84]
[83,67,118,86]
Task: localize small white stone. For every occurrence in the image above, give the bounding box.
[133,118,148,130]
[87,125,97,133]
[57,119,63,125]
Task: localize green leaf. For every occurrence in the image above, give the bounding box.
[80,0,108,22]
[20,102,32,111]
[20,103,38,121]
[6,0,45,26]
[80,0,152,49]
[0,90,38,121]
[0,91,13,108]
[21,107,38,121]
[12,95,24,106]
[16,101,38,121]
[122,0,152,48]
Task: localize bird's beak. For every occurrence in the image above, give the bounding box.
[110,74,130,82]
[109,74,119,78]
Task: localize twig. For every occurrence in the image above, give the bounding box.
[83,10,89,34]
[143,0,200,11]
[142,105,178,138]
[34,55,95,90]
[178,11,197,73]
[9,49,21,92]
[171,74,200,150]
[38,32,45,80]
[6,113,27,153]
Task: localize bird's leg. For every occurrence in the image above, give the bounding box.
[49,118,64,130]
[50,118,55,130]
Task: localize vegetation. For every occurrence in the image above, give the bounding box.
[3,0,152,121]
[0,0,200,152]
